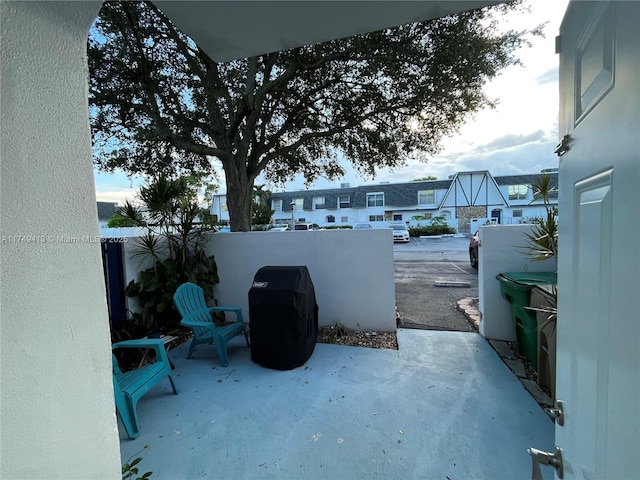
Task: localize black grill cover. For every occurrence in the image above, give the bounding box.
[248,266,318,370]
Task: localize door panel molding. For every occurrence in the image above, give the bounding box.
[575,3,615,126]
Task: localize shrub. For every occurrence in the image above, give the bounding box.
[121,176,221,331]
[408,225,456,237]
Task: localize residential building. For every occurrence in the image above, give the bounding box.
[211,170,558,233]
[3,2,637,479]
[96,201,118,228]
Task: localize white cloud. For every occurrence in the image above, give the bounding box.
[94,0,570,198]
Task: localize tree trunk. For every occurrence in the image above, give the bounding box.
[226,176,254,231]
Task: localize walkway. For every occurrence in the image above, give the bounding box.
[119,329,554,479]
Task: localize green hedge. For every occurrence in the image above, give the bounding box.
[408,225,456,237]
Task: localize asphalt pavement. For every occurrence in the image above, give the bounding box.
[394,236,478,331]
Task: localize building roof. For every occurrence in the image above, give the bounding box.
[268,172,558,209]
[96,202,118,221]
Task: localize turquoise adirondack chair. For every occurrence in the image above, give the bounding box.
[173,282,249,366]
[112,338,178,439]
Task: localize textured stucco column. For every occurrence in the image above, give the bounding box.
[1,2,121,478]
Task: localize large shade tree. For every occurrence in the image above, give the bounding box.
[89,0,540,231]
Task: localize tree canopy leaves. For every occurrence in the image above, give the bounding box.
[89,0,541,230]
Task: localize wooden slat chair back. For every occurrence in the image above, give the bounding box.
[112,338,178,439]
[173,282,249,366]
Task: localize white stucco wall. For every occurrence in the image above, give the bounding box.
[205,230,397,331]
[0,2,121,479]
[478,224,556,341]
[122,230,396,332]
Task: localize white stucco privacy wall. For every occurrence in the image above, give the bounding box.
[0,2,122,479]
[204,230,397,332]
[478,225,556,341]
[120,230,396,331]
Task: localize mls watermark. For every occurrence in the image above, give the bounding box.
[1,235,128,245]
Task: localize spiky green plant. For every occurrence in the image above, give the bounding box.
[521,174,558,264]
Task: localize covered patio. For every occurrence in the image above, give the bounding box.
[119,329,553,479]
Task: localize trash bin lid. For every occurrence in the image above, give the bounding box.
[496,272,557,286]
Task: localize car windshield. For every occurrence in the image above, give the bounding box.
[391,225,406,230]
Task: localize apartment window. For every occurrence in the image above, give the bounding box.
[341,216,349,223]
[393,214,402,221]
[418,190,435,205]
[424,212,433,220]
[508,185,529,200]
[293,198,304,210]
[512,209,523,218]
[313,196,326,209]
[338,195,350,208]
[369,215,384,222]
[272,199,282,212]
[367,193,384,207]
[326,215,335,223]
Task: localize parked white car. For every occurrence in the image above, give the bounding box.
[294,223,321,231]
[390,224,410,243]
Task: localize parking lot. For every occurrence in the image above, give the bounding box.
[394,236,478,331]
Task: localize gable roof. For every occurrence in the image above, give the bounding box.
[96,202,118,221]
[265,171,560,209]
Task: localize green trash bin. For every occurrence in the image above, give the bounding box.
[496,272,557,369]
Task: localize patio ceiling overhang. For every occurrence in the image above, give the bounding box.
[153,1,506,63]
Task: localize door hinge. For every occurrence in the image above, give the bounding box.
[528,446,564,480]
[547,399,565,426]
[554,135,571,156]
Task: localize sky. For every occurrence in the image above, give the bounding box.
[93,0,570,204]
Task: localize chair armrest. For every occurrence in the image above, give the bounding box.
[112,338,170,364]
[208,306,244,324]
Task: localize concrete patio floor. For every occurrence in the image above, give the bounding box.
[119,329,554,480]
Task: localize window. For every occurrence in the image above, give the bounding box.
[418,190,435,205]
[326,215,335,223]
[512,209,523,218]
[293,198,304,210]
[272,199,282,212]
[221,202,228,212]
[508,185,529,200]
[341,216,348,223]
[393,214,402,221]
[369,215,384,222]
[338,195,350,208]
[313,196,325,209]
[367,193,384,207]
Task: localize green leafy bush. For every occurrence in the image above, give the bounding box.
[121,176,221,331]
[122,446,152,480]
[408,215,455,236]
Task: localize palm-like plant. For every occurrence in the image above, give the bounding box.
[122,175,220,329]
[521,174,558,343]
[522,174,558,266]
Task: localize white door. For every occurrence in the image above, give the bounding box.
[552,2,640,479]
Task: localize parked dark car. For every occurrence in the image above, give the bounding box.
[469,231,479,269]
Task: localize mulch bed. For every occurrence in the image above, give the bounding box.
[317,324,398,350]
